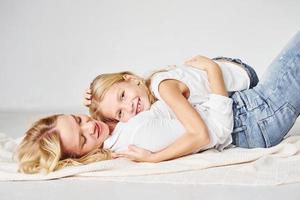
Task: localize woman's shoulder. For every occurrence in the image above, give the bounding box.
[117,101,176,134]
[126,101,173,124]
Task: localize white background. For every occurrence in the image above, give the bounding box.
[1,0,300,112]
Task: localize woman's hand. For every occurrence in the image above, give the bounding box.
[184,55,216,71]
[117,145,155,162]
[83,88,92,107]
[110,152,119,159]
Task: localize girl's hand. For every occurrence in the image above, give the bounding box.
[117,145,155,162]
[184,55,216,71]
[185,55,227,96]
[83,88,92,107]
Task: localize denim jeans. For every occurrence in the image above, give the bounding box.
[231,31,300,148]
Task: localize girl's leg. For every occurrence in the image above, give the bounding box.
[254,31,300,113]
[231,31,300,148]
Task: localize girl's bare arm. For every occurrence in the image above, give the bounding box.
[185,55,228,97]
[117,56,228,162]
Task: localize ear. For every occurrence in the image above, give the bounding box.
[123,74,138,81]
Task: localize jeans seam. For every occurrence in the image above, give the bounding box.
[258,102,296,147]
[257,120,271,147]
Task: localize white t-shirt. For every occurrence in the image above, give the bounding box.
[104,61,250,153]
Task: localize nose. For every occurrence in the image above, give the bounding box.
[82,121,96,136]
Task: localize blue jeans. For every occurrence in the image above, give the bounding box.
[231,31,300,148]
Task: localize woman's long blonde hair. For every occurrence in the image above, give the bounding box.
[15,114,112,174]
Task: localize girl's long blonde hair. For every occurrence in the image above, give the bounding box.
[15,114,112,174]
[89,71,157,122]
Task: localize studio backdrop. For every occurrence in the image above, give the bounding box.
[1,0,299,111]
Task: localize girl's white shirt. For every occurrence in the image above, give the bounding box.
[104,61,250,153]
[150,61,249,104]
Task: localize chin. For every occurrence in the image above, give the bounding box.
[144,103,151,111]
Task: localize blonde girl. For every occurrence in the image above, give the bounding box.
[85,32,300,162]
[85,55,259,162]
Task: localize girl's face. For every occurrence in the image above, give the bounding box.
[99,79,151,122]
[56,114,111,157]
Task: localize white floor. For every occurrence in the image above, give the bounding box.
[1,179,300,200]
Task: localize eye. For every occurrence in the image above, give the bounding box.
[118,110,122,119]
[81,134,86,148]
[77,116,82,124]
[121,91,125,100]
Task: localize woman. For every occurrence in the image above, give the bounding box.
[16,58,255,173]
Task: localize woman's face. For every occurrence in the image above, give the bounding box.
[56,114,111,157]
[99,79,151,122]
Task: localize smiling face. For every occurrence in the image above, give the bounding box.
[56,114,111,157]
[99,79,151,122]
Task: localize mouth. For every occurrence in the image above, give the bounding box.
[135,98,142,114]
[95,122,101,139]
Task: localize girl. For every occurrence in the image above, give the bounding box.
[86,32,300,162]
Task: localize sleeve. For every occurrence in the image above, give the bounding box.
[150,72,170,101]
[201,94,233,115]
[150,69,185,101]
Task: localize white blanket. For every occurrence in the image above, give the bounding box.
[1,133,300,185]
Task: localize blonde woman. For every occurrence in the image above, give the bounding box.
[16,56,252,173]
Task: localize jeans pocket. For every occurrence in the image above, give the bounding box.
[258,103,297,147]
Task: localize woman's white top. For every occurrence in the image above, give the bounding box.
[104,61,250,153]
